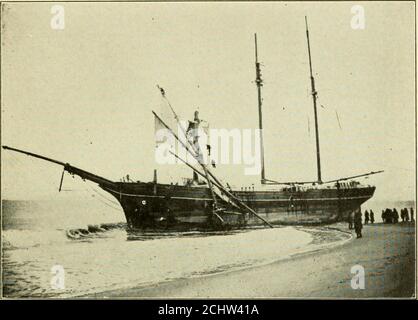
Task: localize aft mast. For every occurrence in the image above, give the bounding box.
[254,33,266,184]
[249,22,382,187]
[305,17,322,184]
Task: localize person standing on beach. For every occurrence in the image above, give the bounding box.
[404,208,410,222]
[370,210,375,224]
[411,208,414,222]
[348,213,354,230]
[381,210,386,223]
[364,210,370,224]
[354,210,363,238]
[385,208,393,224]
[393,208,399,223]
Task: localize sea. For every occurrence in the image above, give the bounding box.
[1,197,413,298]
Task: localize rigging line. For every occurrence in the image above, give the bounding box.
[307,116,311,136]
[157,85,189,141]
[6,153,20,167]
[84,184,121,210]
[88,185,120,205]
[310,95,343,131]
[315,95,325,109]
[93,195,121,211]
[87,185,114,203]
[10,151,29,167]
[157,85,178,120]
[335,110,342,130]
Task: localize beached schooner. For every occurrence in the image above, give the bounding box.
[2,18,381,230]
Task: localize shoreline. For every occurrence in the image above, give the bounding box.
[73,224,350,299]
[85,222,416,299]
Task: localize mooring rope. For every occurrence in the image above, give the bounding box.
[89,185,120,205]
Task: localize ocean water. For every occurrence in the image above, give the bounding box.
[2,199,319,298]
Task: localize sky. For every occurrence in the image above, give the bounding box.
[1,1,415,202]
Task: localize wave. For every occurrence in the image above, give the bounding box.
[66,222,126,239]
[3,222,127,249]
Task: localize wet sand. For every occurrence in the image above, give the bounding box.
[91,222,415,298]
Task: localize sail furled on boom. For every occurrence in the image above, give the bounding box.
[185,111,212,165]
[152,86,273,227]
[154,86,212,167]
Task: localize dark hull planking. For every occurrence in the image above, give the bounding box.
[99,181,375,230]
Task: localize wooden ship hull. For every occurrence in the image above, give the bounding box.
[101,181,375,229]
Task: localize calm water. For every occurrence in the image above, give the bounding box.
[2,199,321,298]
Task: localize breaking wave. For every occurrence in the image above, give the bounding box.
[66,222,126,239]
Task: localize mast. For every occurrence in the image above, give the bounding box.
[254,33,266,184]
[305,17,322,184]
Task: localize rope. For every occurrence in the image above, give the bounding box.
[93,196,121,211]
[87,186,121,211]
[335,110,342,130]
[89,185,119,205]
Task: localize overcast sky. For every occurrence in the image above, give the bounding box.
[1,1,415,202]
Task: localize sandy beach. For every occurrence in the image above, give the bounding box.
[92,222,416,298]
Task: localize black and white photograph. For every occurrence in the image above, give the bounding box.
[0,1,416,301]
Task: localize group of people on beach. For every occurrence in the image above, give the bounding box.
[364,210,374,224]
[381,208,414,224]
[348,207,415,239]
